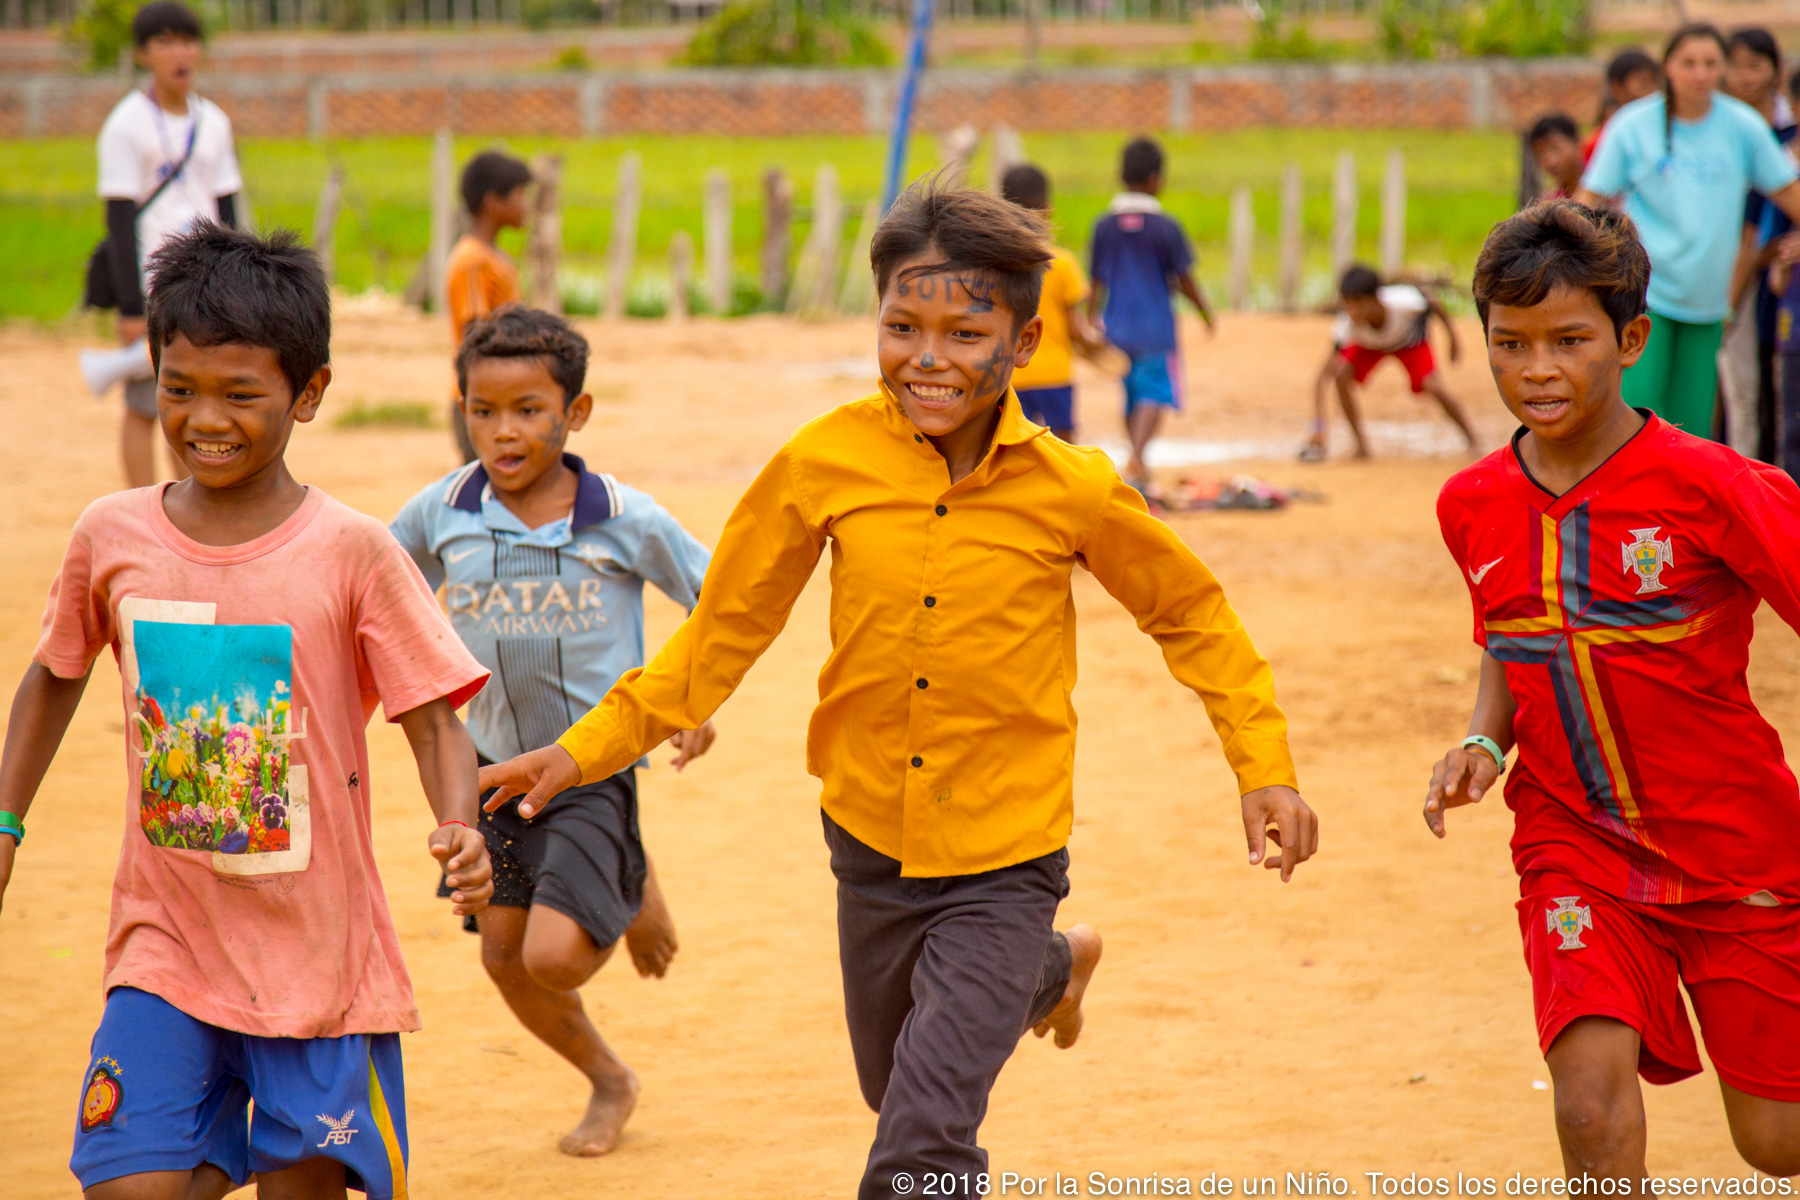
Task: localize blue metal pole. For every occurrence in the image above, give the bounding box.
[880,0,935,214]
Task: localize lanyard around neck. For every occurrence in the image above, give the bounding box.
[146,89,199,182]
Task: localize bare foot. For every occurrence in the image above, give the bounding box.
[1033,924,1103,1049]
[559,1064,640,1157]
[624,857,679,979]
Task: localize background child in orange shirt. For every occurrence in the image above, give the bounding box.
[446,150,531,462]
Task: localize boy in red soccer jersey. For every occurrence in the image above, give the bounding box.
[1427,201,1800,1181]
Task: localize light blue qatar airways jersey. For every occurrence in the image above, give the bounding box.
[389,454,711,764]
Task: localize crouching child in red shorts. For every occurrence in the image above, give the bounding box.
[1427,200,1800,1181]
[1304,263,1480,461]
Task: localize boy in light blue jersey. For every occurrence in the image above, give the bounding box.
[389,305,715,1158]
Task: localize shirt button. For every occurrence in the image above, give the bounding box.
[923,596,936,607]
[916,677,929,689]
[911,756,923,768]
[935,504,947,516]
[914,434,924,443]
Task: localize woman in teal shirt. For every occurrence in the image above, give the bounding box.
[1578,23,1800,433]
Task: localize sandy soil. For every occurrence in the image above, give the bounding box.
[4,308,1795,1198]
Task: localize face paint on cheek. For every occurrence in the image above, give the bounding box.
[972,341,1013,401]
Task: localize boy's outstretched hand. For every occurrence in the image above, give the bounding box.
[1240,785,1318,882]
[430,823,493,917]
[669,720,718,772]
[1423,745,1500,839]
[480,744,583,820]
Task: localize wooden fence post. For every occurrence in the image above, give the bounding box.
[761,167,793,310]
[1330,150,1356,279]
[788,163,843,320]
[703,168,732,315]
[838,197,881,315]
[938,124,979,188]
[311,166,344,285]
[604,151,642,320]
[1278,163,1302,313]
[1380,148,1406,277]
[669,231,694,324]
[988,125,1025,194]
[427,127,455,314]
[1228,185,1253,311]
[528,153,563,313]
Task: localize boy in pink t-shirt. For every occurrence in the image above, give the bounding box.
[0,225,493,1199]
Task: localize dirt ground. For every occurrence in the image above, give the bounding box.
[4,308,1795,1198]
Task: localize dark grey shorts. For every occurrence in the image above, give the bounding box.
[441,764,646,948]
[123,377,157,419]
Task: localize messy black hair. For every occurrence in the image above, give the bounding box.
[1597,48,1658,124]
[1527,112,1580,146]
[133,0,203,46]
[1472,201,1650,339]
[456,305,589,405]
[1726,26,1782,75]
[1000,162,1051,212]
[460,150,534,218]
[146,224,330,402]
[1338,264,1381,300]
[869,179,1053,331]
[1120,136,1165,188]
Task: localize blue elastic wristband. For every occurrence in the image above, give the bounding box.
[1460,735,1506,774]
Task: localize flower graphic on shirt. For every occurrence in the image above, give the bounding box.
[132,621,297,855]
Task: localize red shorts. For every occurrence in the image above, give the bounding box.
[1519,870,1800,1101]
[1339,340,1436,393]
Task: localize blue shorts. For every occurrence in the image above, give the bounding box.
[1123,351,1183,415]
[1016,385,1075,433]
[71,987,409,1197]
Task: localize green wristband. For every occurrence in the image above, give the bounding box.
[0,811,22,845]
[1461,735,1506,774]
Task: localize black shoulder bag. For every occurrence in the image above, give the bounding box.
[83,101,201,311]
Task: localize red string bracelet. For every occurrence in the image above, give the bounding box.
[438,819,472,831]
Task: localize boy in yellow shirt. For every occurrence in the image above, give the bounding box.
[1000,162,1101,442]
[445,149,531,462]
[479,184,1318,1199]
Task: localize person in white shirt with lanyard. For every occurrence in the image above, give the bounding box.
[94,1,242,489]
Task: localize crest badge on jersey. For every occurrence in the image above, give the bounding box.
[1620,526,1674,594]
[80,1058,123,1131]
[1546,896,1592,951]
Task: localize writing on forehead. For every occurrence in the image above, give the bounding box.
[895,262,1000,314]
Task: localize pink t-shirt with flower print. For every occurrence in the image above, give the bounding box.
[33,485,489,1038]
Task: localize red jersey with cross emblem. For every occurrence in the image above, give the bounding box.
[1438,413,1800,906]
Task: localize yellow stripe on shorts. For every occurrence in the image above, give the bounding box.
[367,1051,408,1200]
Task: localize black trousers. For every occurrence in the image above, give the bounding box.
[823,812,1072,1200]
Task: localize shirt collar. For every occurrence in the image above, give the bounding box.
[444,453,619,529]
[1107,191,1164,215]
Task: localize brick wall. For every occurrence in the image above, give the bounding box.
[0,60,1601,140]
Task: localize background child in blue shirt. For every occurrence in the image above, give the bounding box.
[1088,136,1216,491]
[389,305,715,1158]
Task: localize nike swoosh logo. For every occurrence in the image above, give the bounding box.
[446,547,482,564]
[1469,556,1503,585]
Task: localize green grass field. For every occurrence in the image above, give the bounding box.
[0,130,1522,322]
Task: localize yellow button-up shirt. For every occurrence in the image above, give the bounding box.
[557,386,1297,876]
